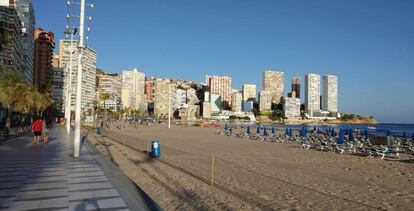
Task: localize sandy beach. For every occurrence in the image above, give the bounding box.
[87,124,414,210]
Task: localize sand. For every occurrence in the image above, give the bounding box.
[87,124,414,211]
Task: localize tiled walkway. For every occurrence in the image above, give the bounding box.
[0,127,131,210]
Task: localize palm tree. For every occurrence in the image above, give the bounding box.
[99,93,112,110]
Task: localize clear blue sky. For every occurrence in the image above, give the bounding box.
[34,0,414,123]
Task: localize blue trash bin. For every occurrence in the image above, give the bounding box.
[151,140,161,158]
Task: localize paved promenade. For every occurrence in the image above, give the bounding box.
[0,126,160,211]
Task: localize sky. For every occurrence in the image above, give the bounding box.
[34,0,414,123]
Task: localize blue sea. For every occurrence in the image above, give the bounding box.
[235,123,414,137]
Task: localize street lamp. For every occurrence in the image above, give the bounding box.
[64,27,77,134]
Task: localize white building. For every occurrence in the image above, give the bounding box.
[154,79,174,116]
[121,68,145,110]
[231,91,243,112]
[259,90,271,112]
[59,40,96,111]
[210,93,222,114]
[263,70,284,104]
[283,97,301,118]
[305,74,321,117]
[173,89,187,111]
[322,75,338,112]
[97,72,122,111]
[16,0,35,83]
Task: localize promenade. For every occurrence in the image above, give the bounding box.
[0,126,161,211]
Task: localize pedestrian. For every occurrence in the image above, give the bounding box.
[5,116,10,140]
[42,118,49,143]
[32,117,43,144]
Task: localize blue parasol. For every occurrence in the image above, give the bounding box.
[247,126,250,135]
[402,131,406,139]
[224,124,228,131]
[349,129,354,142]
[289,128,293,137]
[338,129,345,144]
[285,128,289,135]
[257,126,260,134]
[386,130,391,136]
[331,128,336,137]
[272,127,275,134]
[364,128,368,138]
[263,128,268,136]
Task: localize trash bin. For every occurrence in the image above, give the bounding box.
[96,127,102,134]
[151,140,161,158]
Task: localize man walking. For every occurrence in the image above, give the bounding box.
[32,117,43,144]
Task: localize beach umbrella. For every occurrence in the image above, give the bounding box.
[412,132,414,141]
[349,130,354,142]
[402,131,406,139]
[364,128,368,138]
[313,126,317,131]
[386,130,391,136]
[224,124,228,131]
[263,128,268,136]
[300,127,306,138]
[289,128,293,137]
[285,128,289,136]
[247,126,250,135]
[272,127,275,134]
[338,129,345,144]
[330,128,335,137]
[257,126,260,134]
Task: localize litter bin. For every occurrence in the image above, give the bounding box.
[151,140,161,158]
[96,127,102,134]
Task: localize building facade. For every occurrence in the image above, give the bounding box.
[259,90,272,112]
[153,79,173,116]
[262,70,284,104]
[290,77,301,99]
[34,28,54,90]
[283,97,301,118]
[59,40,96,111]
[205,75,232,108]
[242,84,256,102]
[305,74,321,117]
[231,91,243,112]
[172,88,187,111]
[322,75,338,112]
[121,68,145,110]
[16,0,35,83]
[144,80,154,102]
[0,2,24,78]
[97,72,122,111]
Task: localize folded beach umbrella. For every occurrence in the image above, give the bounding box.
[247,126,250,135]
[289,128,293,137]
[314,126,317,131]
[402,131,406,139]
[331,128,336,137]
[285,128,289,136]
[412,132,414,142]
[300,127,306,138]
[349,129,354,142]
[387,130,391,136]
[224,124,228,131]
[364,128,368,138]
[263,128,268,136]
[272,127,275,134]
[257,126,260,134]
[338,129,345,144]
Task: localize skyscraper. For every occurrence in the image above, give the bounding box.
[305,74,321,117]
[262,70,284,104]
[322,75,338,112]
[231,91,243,112]
[154,79,173,116]
[205,75,232,108]
[0,2,24,77]
[59,39,96,111]
[34,28,54,90]
[291,77,301,99]
[97,72,122,111]
[242,84,256,102]
[121,68,145,110]
[259,90,272,112]
[16,0,35,83]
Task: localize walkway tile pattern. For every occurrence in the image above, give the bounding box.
[0,128,130,211]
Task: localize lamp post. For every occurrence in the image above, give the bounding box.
[64,27,77,134]
[168,83,171,129]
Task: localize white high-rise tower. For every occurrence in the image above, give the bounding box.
[305,74,321,117]
[322,75,338,112]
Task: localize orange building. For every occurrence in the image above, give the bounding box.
[33,28,55,90]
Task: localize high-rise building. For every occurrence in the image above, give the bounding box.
[305,74,321,117]
[322,75,338,112]
[145,80,154,102]
[205,75,232,108]
[154,79,173,116]
[0,2,24,77]
[59,39,96,111]
[291,77,301,99]
[259,90,271,112]
[16,0,35,83]
[262,70,284,104]
[51,54,65,113]
[121,68,145,110]
[34,28,54,90]
[97,72,122,111]
[231,91,243,112]
[172,89,187,111]
[242,84,256,102]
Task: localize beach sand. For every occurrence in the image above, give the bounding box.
[87,124,414,210]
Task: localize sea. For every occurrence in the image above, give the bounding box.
[233,123,414,137]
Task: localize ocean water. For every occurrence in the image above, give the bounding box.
[234,123,414,137]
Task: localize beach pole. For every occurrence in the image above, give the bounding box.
[211,153,215,188]
[147,140,150,157]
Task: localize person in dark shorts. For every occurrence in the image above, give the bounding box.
[32,117,43,144]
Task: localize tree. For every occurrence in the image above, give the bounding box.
[99,93,112,110]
